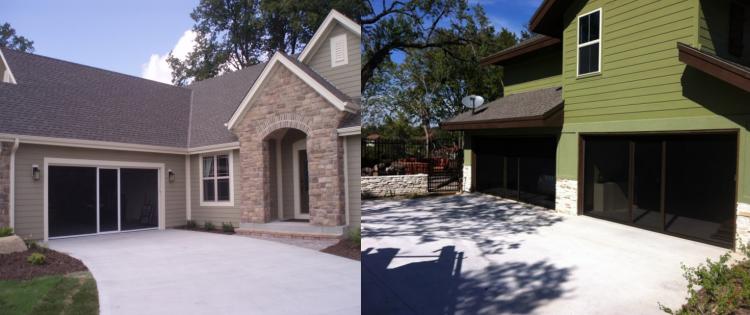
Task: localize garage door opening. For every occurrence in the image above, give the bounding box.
[474,136,557,208]
[48,164,161,239]
[582,133,737,248]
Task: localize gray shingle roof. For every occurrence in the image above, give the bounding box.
[187,63,265,147]
[0,48,359,148]
[339,112,361,128]
[443,86,563,125]
[0,48,192,147]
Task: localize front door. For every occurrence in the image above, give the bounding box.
[292,139,310,220]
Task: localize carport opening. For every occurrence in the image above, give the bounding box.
[474,136,557,208]
[49,166,97,237]
[582,133,737,248]
[120,169,158,230]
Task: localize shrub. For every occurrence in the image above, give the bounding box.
[348,229,361,247]
[660,241,750,314]
[0,227,14,237]
[204,221,215,231]
[25,240,43,250]
[221,222,235,233]
[27,252,46,265]
[186,220,197,229]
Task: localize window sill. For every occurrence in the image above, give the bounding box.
[199,201,235,207]
[576,72,602,79]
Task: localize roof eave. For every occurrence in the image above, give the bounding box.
[677,42,750,93]
[528,0,572,38]
[440,103,564,131]
[480,36,561,66]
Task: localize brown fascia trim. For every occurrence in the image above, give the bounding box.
[529,0,557,34]
[677,42,750,92]
[480,36,561,66]
[440,103,563,131]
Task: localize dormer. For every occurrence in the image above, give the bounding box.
[0,48,17,84]
[297,10,361,98]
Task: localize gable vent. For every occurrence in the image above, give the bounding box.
[330,33,348,67]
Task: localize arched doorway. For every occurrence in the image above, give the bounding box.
[264,128,310,222]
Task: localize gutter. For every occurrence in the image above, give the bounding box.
[9,138,18,229]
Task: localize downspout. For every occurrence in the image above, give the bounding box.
[185,155,191,221]
[342,136,350,227]
[9,138,19,229]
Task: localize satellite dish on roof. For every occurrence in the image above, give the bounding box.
[462,95,484,114]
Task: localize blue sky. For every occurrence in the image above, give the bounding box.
[1,0,542,83]
[1,0,198,82]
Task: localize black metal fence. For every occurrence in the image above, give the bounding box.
[361,139,463,192]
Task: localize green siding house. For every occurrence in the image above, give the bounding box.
[443,0,750,249]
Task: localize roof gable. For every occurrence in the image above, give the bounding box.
[297,9,361,64]
[226,52,357,130]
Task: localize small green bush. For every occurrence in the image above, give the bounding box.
[221,222,235,233]
[27,252,46,265]
[660,240,750,314]
[204,221,215,231]
[186,220,197,229]
[348,229,361,247]
[0,227,14,237]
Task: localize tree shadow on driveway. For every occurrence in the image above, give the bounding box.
[362,246,572,315]
[362,194,565,256]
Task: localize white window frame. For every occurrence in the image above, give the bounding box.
[330,33,348,67]
[576,8,603,77]
[199,152,234,207]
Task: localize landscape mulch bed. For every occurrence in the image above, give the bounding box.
[0,248,88,281]
[175,226,235,235]
[322,239,360,261]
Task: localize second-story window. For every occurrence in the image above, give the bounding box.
[729,2,745,58]
[578,9,602,76]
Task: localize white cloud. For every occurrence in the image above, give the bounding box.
[141,30,196,84]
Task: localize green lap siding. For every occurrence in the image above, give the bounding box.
[553,0,750,205]
[503,48,563,95]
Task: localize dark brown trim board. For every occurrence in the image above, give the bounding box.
[480,36,561,66]
[677,42,750,92]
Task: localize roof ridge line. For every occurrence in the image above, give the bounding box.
[1,47,191,91]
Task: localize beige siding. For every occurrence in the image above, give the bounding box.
[345,136,361,228]
[14,144,186,240]
[307,24,361,99]
[189,150,241,226]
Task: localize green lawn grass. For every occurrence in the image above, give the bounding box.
[0,272,99,315]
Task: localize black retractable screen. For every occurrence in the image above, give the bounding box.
[120,169,159,230]
[582,133,737,248]
[475,137,557,208]
[49,166,97,237]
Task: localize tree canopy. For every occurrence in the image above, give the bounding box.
[362,0,520,144]
[0,23,34,53]
[168,0,365,86]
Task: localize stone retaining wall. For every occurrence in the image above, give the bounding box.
[362,174,428,198]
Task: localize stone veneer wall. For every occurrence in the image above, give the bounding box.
[462,165,472,193]
[737,203,750,249]
[555,179,578,215]
[234,65,348,227]
[0,142,11,228]
[361,174,428,198]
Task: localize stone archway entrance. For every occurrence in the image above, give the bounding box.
[263,128,313,223]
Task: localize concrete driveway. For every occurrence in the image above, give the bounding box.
[49,229,360,315]
[362,193,727,315]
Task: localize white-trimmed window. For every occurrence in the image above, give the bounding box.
[577,8,602,76]
[330,33,348,67]
[200,154,233,206]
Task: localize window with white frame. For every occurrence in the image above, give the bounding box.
[578,9,602,76]
[202,154,231,203]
